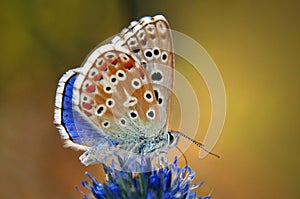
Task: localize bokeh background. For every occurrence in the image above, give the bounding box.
[1,0,299,198]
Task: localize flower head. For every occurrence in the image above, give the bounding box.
[79,156,211,199]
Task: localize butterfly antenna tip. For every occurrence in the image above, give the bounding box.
[172,130,220,158]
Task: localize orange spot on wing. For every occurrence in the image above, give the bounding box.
[83,110,92,117]
[111,58,118,65]
[137,68,145,79]
[107,65,117,74]
[82,103,92,110]
[100,63,107,71]
[124,60,134,69]
[93,73,102,81]
[86,85,96,93]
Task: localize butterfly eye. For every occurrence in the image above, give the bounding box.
[106,98,115,108]
[116,70,126,81]
[146,108,155,120]
[102,120,110,128]
[129,110,138,120]
[167,131,175,145]
[131,78,141,89]
[161,52,168,62]
[95,104,106,117]
[144,90,153,103]
[110,75,118,85]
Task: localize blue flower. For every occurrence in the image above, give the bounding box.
[78,156,212,199]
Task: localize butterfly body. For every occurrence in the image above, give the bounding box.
[54,15,178,166]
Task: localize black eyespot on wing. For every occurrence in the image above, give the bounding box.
[107,54,115,59]
[111,77,117,83]
[103,121,109,127]
[130,111,137,118]
[153,49,160,56]
[154,90,159,101]
[145,51,152,58]
[147,110,154,118]
[121,119,126,125]
[142,61,147,68]
[162,53,167,60]
[133,49,140,53]
[118,72,124,78]
[97,106,104,114]
[151,72,163,81]
[158,98,163,104]
[146,93,151,99]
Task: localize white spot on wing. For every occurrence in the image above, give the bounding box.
[123,89,138,107]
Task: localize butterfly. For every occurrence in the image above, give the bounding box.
[54,15,219,167]
[54,15,181,166]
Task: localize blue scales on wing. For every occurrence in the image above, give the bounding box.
[55,69,110,150]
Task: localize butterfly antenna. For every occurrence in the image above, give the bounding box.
[172,131,220,158]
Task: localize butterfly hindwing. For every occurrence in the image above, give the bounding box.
[54,68,108,150]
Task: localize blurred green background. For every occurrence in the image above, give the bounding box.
[0,0,299,198]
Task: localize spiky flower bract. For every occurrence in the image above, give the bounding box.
[79,156,211,199]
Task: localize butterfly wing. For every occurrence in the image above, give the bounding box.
[54,15,174,165]
[54,68,109,150]
[73,44,163,140]
[114,15,174,137]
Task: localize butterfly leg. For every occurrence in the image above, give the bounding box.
[79,141,120,166]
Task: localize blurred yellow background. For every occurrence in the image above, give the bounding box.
[0,0,299,198]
